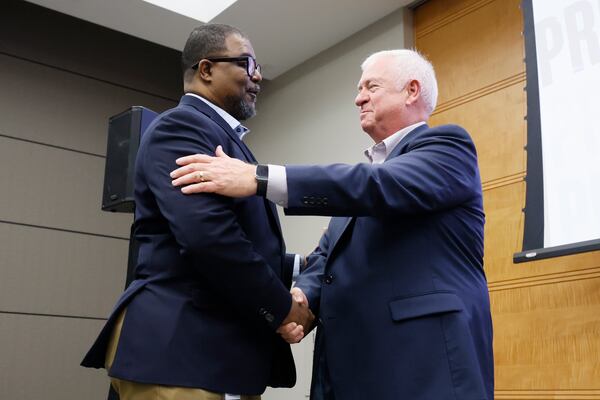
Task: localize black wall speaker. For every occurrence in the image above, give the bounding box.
[102,106,158,213]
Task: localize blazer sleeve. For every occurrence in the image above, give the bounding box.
[284,125,482,217]
[293,220,337,318]
[140,109,291,329]
[283,253,296,288]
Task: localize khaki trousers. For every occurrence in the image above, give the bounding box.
[105,310,261,400]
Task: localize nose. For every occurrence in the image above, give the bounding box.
[251,69,262,82]
[355,90,368,107]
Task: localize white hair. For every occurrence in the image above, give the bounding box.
[361,49,438,115]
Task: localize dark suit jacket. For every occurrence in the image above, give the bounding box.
[82,95,296,395]
[289,124,494,400]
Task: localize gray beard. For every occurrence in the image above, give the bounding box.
[225,96,256,121]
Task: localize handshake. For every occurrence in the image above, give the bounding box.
[277,287,315,343]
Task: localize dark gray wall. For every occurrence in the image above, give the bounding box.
[0,1,181,398]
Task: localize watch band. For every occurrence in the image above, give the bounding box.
[255,164,269,197]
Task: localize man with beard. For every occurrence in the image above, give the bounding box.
[81,24,313,400]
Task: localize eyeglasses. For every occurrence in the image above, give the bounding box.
[192,56,261,77]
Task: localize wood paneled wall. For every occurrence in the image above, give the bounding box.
[0,1,179,399]
[415,0,600,398]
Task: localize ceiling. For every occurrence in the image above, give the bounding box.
[24,0,413,79]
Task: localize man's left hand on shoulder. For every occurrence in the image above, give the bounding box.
[170,145,257,197]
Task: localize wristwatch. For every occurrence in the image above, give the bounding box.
[255,164,269,197]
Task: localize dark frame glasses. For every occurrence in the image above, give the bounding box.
[192,56,261,77]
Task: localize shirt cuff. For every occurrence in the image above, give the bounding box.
[292,254,303,281]
[266,164,288,207]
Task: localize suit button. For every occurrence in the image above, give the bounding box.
[265,313,275,323]
[258,307,267,316]
[323,274,334,284]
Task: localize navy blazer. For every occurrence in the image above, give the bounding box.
[82,95,296,394]
[290,124,494,400]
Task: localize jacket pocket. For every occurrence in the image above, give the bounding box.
[389,291,464,322]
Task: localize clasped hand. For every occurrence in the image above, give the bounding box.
[277,287,314,344]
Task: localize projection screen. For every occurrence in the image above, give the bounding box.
[515,0,600,262]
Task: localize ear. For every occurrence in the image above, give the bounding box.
[196,60,214,82]
[406,79,421,105]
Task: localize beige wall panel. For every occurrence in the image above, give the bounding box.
[0,313,110,400]
[0,53,176,156]
[0,222,128,318]
[482,181,525,282]
[491,278,600,389]
[0,136,132,237]
[416,0,524,105]
[1,1,183,101]
[429,82,526,184]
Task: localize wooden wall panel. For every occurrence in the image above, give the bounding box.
[492,278,600,390]
[415,0,484,30]
[429,81,526,184]
[416,0,600,398]
[482,181,525,280]
[493,253,600,290]
[417,0,524,104]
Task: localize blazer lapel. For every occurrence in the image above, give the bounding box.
[264,199,283,238]
[325,125,430,264]
[179,95,257,163]
[327,217,356,262]
[385,123,429,161]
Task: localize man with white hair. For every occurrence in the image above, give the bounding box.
[170,49,494,400]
